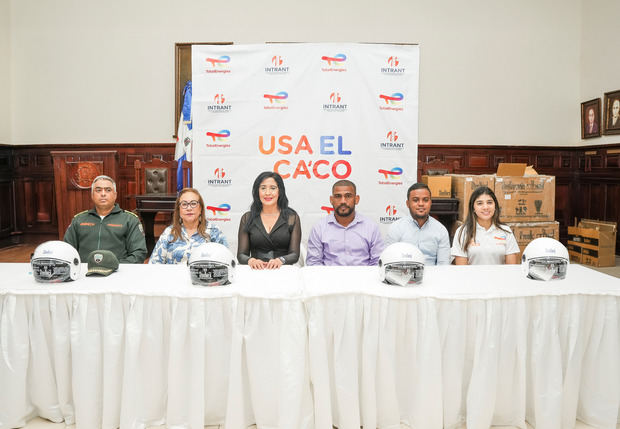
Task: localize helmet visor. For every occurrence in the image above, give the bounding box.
[189,262,230,286]
[527,257,568,281]
[384,262,424,286]
[32,258,73,283]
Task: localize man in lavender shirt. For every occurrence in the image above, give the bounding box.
[306,180,384,266]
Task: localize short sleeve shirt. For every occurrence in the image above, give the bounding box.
[451,223,520,265]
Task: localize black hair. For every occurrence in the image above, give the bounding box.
[407,183,431,199]
[245,171,291,232]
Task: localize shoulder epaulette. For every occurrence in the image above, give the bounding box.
[124,210,140,218]
[73,210,88,218]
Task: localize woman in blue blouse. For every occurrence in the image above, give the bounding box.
[149,188,228,264]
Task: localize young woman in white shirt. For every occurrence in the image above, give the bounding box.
[451,186,520,265]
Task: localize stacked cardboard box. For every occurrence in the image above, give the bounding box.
[567,219,617,267]
[421,175,452,198]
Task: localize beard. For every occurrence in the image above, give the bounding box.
[335,203,354,218]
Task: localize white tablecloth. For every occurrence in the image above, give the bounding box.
[0,264,312,429]
[303,265,620,429]
[0,263,619,429]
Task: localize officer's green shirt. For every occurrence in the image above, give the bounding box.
[63,204,147,264]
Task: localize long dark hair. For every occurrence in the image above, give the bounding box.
[457,186,509,252]
[171,188,209,242]
[245,171,291,232]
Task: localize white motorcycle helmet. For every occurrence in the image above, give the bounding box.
[521,237,569,281]
[31,240,81,283]
[188,242,236,286]
[379,242,425,286]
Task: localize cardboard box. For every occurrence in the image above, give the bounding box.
[494,163,555,223]
[448,174,495,221]
[568,219,617,267]
[421,175,452,198]
[507,221,560,257]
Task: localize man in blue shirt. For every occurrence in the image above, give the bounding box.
[385,183,450,265]
[306,180,384,266]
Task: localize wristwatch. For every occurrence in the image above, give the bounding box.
[279,256,286,264]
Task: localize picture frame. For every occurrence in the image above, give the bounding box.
[603,89,620,135]
[581,98,601,139]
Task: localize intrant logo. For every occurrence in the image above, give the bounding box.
[387,131,398,142]
[329,92,341,103]
[214,94,226,104]
[387,56,399,67]
[272,55,283,66]
[207,168,232,186]
[385,205,398,216]
[214,168,226,178]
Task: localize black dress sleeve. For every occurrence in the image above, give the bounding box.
[237,212,251,264]
[281,212,301,264]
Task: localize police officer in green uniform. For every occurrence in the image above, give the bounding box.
[64,175,147,263]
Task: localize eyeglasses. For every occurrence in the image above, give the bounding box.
[179,200,199,209]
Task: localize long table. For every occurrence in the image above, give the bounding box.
[0,263,619,429]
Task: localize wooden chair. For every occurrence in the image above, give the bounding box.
[134,158,193,195]
[134,158,176,195]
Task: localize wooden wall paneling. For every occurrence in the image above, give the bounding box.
[51,151,119,239]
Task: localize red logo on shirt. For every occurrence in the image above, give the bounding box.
[79,222,95,226]
[107,224,123,228]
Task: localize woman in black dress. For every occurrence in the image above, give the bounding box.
[237,171,301,269]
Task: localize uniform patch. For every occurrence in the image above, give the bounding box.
[107,223,123,227]
[94,253,103,263]
[80,222,95,226]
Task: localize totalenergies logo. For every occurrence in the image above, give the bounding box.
[378,167,403,179]
[380,93,404,105]
[265,55,289,74]
[321,53,347,72]
[385,205,398,216]
[381,56,405,75]
[205,55,231,74]
[264,91,288,103]
[321,205,334,215]
[206,203,231,216]
[378,167,404,185]
[206,129,230,142]
[205,130,231,149]
[264,91,289,110]
[379,92,404,111]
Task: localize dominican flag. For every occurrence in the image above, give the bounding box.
[175,81,193,192]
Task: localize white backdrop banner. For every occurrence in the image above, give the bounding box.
[192,43,419,251]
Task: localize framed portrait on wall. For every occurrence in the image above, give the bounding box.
[603,89,620,135]
[581,98,601,139]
